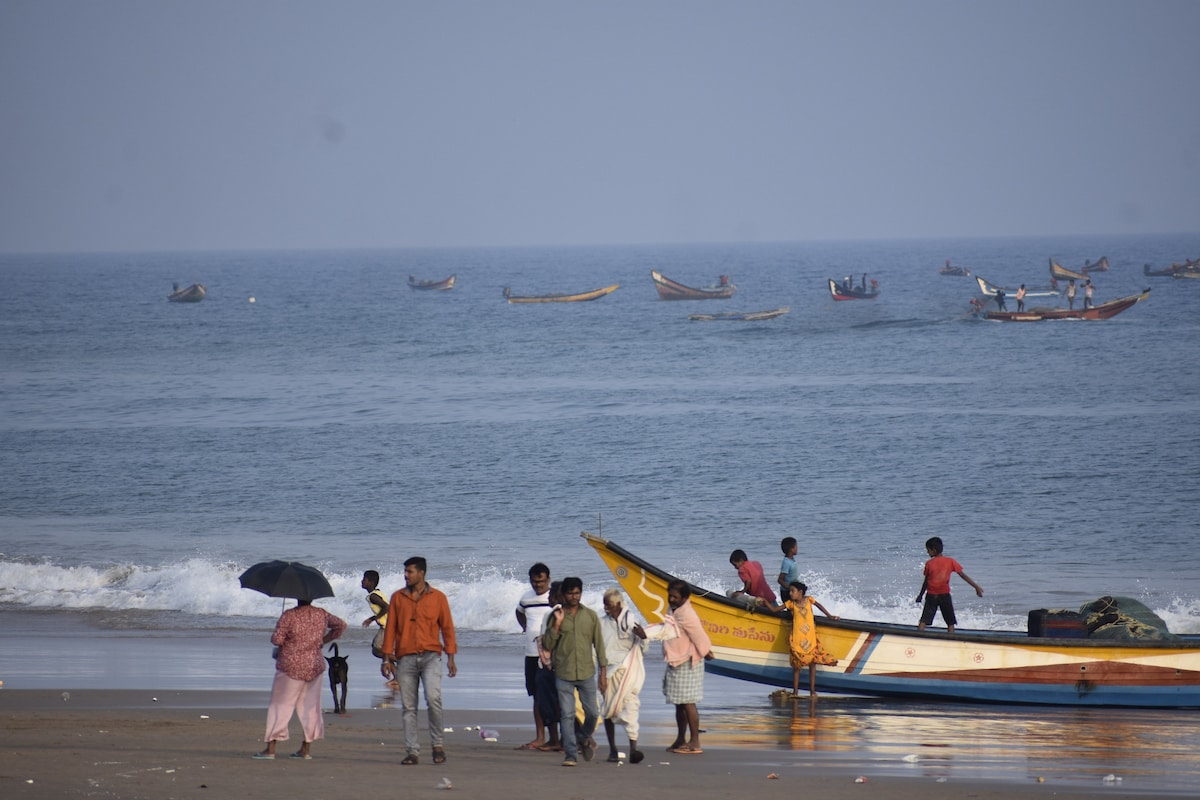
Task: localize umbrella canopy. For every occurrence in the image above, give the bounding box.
[238,560,334,601]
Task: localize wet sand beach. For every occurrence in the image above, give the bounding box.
[2,688,1192,800]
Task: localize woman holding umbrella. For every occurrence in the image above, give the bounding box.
[241,561,347,760]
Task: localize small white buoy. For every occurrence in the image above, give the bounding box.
[902,754,920,763]
[249,297,256,303]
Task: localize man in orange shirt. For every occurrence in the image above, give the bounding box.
[380,556,457,766]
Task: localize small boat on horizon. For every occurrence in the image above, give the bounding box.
[409,274,456,291]
[167,283,206,303]
[502,283,620,303]
[582,531,1200,708]
[973,288,1150,322]
[1144,258,1199,277]
[688,307,789,322]
[828,276,879,300]
[939,260,970,277]
[650,270,736,300]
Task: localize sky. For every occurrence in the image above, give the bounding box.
[1,0,1198,253]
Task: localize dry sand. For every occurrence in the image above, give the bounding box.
[0,689,1183,800]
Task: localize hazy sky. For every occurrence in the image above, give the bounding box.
[2,1,1198,253]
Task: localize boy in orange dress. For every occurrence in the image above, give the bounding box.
[915,536,983,633]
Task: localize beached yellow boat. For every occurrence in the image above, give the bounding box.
[582,532,1200,708]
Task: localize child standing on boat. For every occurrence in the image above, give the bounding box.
[761,581,839,698]
[916,536,984,634]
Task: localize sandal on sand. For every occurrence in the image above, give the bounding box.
[251,752,275,760]
[535,743,563,752]
[401,754,419,765]
[672,746,704,754]
[289,752,312,760]
[432,747,446,764]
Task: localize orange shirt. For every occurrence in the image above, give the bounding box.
[381,583,457,659]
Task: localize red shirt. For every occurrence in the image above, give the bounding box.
[923,555,964,595]
[737,560,777,604]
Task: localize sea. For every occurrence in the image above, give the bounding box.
[2,234,1200,791]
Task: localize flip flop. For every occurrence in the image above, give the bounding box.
[514,743,540,750]
[251,753,275,760]
[674,746,704,754]
[289,752,312,760]
[535,743,563,752]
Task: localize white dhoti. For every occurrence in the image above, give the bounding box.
[603,643,645,740]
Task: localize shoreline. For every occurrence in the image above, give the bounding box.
[1,689,1190,800]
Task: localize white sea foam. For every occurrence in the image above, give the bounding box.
[4,556,1195,635]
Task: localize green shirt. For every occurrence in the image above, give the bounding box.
[542,605,607,682]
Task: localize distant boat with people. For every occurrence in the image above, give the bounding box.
[1144,258,1200,278]
[939,260,971,277]
[408,274,456,291]
[167,283,206,303]
[828,275,879,300]
[650,270,736,300]
[972,288,1150,322]
[502,283,620,303]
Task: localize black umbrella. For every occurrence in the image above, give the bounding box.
[238,560,334,601]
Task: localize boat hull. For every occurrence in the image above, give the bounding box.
[688,307,789,321]
[167,283,206,303]
[581,532,1200,707]
[1049,259,1089,282]
[651,270,735,300]
[503,283,619,303]
[981,289,1150,321]
[409,274,456,290]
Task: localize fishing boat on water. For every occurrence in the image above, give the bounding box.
[688,307,789,322]
[167,283,206,303]
[828,276,879,300]
[408,274,456,291]
[972,289,1150,322]
[502,283,619,303]
[939,260,970,277]
[974,276,1059,299]
[650,270,736,300]
[1144,258,1200,278]
[582,531,1200,707]
[1049,259,1090,282]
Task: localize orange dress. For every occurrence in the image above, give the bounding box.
[786,597,838,669]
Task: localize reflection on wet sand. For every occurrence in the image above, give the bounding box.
[694,694,1200,793]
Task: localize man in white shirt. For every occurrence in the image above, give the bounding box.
[514,562,553,749]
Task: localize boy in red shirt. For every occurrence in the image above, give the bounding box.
[729,549,777,605]
[915,537,983,633]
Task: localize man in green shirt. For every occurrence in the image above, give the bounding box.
[542,577,607,767]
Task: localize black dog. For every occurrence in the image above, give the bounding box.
[326,643,348,714]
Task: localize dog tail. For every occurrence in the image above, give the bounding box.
[328,642,340,658]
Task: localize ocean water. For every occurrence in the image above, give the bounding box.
[3,234,1198,640]
[4,235,1200,789]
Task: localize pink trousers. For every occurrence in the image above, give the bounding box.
[263,670,324,743]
